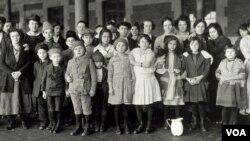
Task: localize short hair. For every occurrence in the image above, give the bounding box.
[8,28,21,36]
[163,35,182,55]
[99,28,112,44]
[193,19,207,29]
[207,23,223,36]
[141,19,155,30]
[48,47,62,56]
[116,21,131,29]
[137,34,152,45]
[35,43,49,53]
[174,15,190,32]
[187,37,203,55]
[77,20,89,28]
[237,23,249,36]
[106,21,116,27]
[161,17,173,26]
[224,44,237,52]
[132,22,140,32]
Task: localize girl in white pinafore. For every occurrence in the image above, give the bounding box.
[130,34,161,134]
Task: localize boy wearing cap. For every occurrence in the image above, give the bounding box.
[81,29,94,57]
[33,44,50,130]
[65,41,97,136]
[92,50,109,132]
[41,47,65,134]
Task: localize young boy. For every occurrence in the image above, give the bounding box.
[33,44,50,130]
[42,47,65,134]
[65,41,97,136]
[92,50,109,132]
[81,28,94,57]
[116,21,131,52]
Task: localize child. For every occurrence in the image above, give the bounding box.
[155,35,184,130]
[182,37,212,132]
[42,47,65,133]
[33,44,50,130]
[117,21,131,39]
[92,25,103,46]
[93,28,115,65]
[216,46,247,125]
[65,41,97,136]
[130,35,161,134]
[81,29,94,57]
[108,38,133,135]
[92,50,109,132]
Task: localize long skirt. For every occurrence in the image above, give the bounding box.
[0,81,32,115]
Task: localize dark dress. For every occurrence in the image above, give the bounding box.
[54,35,67,50]
[0,42,32,115]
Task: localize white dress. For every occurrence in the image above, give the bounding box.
[132,48,161,105]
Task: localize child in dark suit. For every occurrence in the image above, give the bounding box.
[33,44,50,130]
[42,47,65,134]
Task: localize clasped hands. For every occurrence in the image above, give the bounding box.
[186,75,204,85]
[11,71,21,81]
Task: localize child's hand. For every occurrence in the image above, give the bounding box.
[193,75,203,84]
[89,90,95,97]
[65,91,70,97]
[187,78,196,85]
[66,76,73,83]
[23,44,29,51]
[42,91,47,99]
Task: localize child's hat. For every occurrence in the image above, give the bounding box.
[48,47,62,56]
[113,38,128,51]
[72,41,86,51]
[66,30,77,39]
[92,50,105,62]
[42,21,53,32]
[82,28,94,36]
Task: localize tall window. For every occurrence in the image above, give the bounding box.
[47,6,64,25]
[103,0,125,24]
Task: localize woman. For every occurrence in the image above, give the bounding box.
[141,19,156,50]
[128,22,140,50]
[0,28,32,130]
[207,22,232,123]
[130,34,161,134]
[235,23,249,60]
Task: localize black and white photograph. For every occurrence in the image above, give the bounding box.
[0,0,250,141]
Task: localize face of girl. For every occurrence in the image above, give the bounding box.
[139,37,150,50]
[178,20,187,32]
[76,23,87,34]
[225,49,236,60]
[3,22,12,33]
[190,40,199,53]
[50,53,61,65]
[74,46,85,57]
[239,29,248,37]
[95,27,103,36]
[163,20,173,34]
[82,35,93,46]
[54,26,61,36]
[101,32,111,45]
[95,62,103,69]
[37,49,48,61]
[43,29,53,40]
[118,26,128,37]
[143,21,153,34]
[116,42,127,53]
[10,31,20,44]
[66,37,76,50]
[28,20,39,32]
[131,26,139,36]
[168,40,177,52]
[195,22,205,35]
[209,27,219,40]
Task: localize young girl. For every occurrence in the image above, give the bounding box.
[130,34,161,134]
[155,35,184,130]
[216,46,247,125]
[65,41,97,136]
[108,38,133,135]
[182,37,212,132]
[42,47,65,133]
[93,28,115,65]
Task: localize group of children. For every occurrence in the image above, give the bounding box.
[0,15,249,138]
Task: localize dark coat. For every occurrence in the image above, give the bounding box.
[32,59,50,97]
[182,53,211,103]
[54,35,67,50]
[97,67,108,94]
[0,42,31,93]
[41,63,65,96]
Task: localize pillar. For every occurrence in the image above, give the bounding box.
[196,0,204,19]
[75,0,89,26]
[5,0,11,21]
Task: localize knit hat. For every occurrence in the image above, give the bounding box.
[48,47,62,56]
[113,38,129,51]
[82,28,94,36]
[92,50,104,62]
[66,30,77,39]
[42,21,53,32]
[72,41,86,51]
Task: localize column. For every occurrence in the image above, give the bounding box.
[196,0,204,19]
[5,0,11,21]
[75,0,89,26]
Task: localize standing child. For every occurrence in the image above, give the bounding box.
[65,41,97,136]
[182,37,212,132]
[216,46,247,125]
[108,38,133,135]
[42,47,65,133]
[81,29,94,57]
[155,35,184,130]
[92,51,109,132]
[33,44,50,130]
